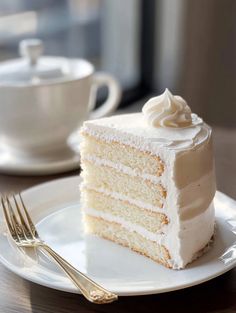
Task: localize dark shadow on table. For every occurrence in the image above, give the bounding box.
[29,268,236,313]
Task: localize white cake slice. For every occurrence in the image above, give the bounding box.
[80,89,216,269]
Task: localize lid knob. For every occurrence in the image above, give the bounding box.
[19,39,44,66]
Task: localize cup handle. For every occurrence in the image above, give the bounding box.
[88,72,121,119]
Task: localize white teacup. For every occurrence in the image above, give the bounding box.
[0,39,121,155]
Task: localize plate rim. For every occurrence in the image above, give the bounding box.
[0,176,236,296]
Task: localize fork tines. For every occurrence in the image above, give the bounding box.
[1,194,36,243]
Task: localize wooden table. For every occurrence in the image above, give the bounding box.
[0,125,236,313]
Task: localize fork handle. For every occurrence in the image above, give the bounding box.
[39,244,117,304]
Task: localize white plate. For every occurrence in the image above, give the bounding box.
[0,176,235,296]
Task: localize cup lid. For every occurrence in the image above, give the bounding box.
[0,39,93,86]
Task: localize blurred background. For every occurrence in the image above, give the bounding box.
[0,0,235,196]
[0,0,236,126]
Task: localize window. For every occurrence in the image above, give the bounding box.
[0,0,155,106]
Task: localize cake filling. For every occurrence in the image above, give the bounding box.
[82,188,168,233]
[81,154,163,184]
[82,160,166,208]
[84,215,172,268]
[81,133,164,177]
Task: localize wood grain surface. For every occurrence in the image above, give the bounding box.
[0,125,236,313]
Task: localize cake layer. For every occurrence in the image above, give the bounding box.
[81,133,164,177]
[81,161,166,208]
[82,188,168,233]
[84,187,161,212]
[84,214,171,268]
[82,155,162,185]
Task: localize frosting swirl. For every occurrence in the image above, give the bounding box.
[142,88,192,128]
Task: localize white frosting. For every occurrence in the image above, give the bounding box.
[82,113,211,153]
[82,155,162,184]
[142,89,192,128]
[82,185,163,213]
[80,95,216,269]
[81,156,215,220]
[84,202,215,269]
[84,207,167,239]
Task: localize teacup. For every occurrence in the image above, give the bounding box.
[0,39,121,155]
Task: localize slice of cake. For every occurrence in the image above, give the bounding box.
[80,88,216,269]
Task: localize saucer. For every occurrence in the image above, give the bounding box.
[0,134,80,175]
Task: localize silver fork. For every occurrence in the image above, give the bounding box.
[1,194,118,304]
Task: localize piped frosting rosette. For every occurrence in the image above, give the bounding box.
[142,88,192,128]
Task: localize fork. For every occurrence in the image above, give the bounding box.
[1,194,118,304]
